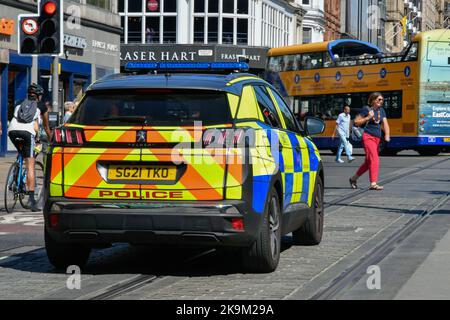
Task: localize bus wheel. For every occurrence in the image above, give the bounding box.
[417,149,441,156]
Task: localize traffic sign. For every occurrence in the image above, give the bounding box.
[22,18,38,35]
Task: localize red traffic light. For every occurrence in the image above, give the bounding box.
[43,1,57,15]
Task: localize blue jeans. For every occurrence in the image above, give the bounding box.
[337,134,352,160]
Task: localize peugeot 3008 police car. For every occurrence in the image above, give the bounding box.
[44,62,325,273]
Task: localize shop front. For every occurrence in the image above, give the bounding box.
[120,44,269,75]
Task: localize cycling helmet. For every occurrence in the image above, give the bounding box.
[28,83,44,96]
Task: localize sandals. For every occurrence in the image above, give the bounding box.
[369,184,384,191]
[349,178,358,190]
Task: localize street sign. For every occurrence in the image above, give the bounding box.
[22,18,38,35]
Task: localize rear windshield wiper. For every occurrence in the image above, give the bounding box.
[99,116,147,124]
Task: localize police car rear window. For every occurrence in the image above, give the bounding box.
[68,89,232,126]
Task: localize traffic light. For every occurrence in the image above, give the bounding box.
[18,0,63,55]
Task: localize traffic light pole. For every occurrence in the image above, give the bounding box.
[52,56,59,116]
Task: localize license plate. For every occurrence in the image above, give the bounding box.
[108,165,176,181]
[444,138,450,142]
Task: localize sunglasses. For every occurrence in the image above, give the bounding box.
[376,98,384,102]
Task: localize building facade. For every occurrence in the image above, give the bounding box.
[324,0,340,41]
[300,0,325,43]
[119,0,305,71]
[340,0,387,50]
[385,0,404,52]
[0,0,121,156]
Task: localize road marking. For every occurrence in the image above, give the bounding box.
[0,232,11,235]
[0,212,44,226]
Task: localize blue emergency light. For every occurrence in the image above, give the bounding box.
[125,61,249,72]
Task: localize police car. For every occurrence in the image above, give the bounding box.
[44,62,325,273]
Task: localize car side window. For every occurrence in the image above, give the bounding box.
[253,85,282,128]
[269,88,299,133]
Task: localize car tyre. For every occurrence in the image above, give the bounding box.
[292,176,324,245]
[45,228,91,270]
[242,188,281,273]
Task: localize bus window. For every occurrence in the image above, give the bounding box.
[268,56,283,72]
[283,55,297,71]
[324,52,334,68]
[301,52,323,70]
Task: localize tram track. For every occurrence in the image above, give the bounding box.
[77,156,449,300]
[310,191,450,300]
[325,156,449,209]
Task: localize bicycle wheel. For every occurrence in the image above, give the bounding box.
[19,161,44,210]
[4,163,19,214]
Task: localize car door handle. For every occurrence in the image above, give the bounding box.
[295,145,301,152]
[279,144,283,152]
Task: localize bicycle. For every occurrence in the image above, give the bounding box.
[4,138,45,213]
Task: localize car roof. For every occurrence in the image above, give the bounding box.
[87,73,269,95]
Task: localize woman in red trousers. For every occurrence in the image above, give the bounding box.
[350,92,391,191]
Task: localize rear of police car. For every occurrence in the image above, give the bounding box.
[44,65,261,269]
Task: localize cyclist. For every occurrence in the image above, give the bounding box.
[7,83,46,212]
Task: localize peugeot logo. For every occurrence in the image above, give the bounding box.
[136,130,147,143]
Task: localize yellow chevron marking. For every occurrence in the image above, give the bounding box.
[63,150,107,185]
[89,130,126,142]
[308,171,317,207]
[226,76,260,86]
[227,93,240,118]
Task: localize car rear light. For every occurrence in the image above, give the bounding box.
[52,127,84,145]
[231,218,244,231]
[203,129,246,148]
[49,214,59,228]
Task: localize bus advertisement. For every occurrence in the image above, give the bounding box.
[265,29,450,156]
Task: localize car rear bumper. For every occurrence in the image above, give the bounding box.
[44,199,262,247]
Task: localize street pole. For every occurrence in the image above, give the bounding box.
[52,56,59,120]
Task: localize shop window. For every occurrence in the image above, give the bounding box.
[223,0,234,13]
[194,17,205,43]
[163,17,176,43]
[222,18,233,44]
[237,19,248,44]
[237,0,248,14]
[128,0,143,12]
[145,17,159,43]
[194,0,205,12]
[86,0,111,11]
[127,17,142,43]
[119,0,124,12]
[208,17,218,43]
[163,0,177,12]
[208,0,219,13]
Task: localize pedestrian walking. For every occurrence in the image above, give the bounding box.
[349,92,391,191]
[333,105,355,163]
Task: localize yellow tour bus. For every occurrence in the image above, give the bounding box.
[265,29,450,156]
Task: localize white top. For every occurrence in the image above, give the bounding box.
[336,112,351,138]
[8,104,41,136]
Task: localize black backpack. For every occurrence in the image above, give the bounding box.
[16,99,37,123]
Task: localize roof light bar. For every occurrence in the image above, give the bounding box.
[124,61,249,72]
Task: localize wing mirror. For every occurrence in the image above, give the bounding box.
[304,117,326,136]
